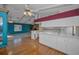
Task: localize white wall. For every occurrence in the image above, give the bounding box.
[41,16,79,27]
[65,27,73,35]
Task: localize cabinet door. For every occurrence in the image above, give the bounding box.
[0,12,7,48]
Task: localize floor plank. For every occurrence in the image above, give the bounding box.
[0,37,65,55]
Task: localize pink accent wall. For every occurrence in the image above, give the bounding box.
[34,8,79,22]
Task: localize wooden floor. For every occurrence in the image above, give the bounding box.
[0,37,65,55]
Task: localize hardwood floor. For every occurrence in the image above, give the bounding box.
[0,37,65,55]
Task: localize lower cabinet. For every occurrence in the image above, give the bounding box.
[39,32,79,55]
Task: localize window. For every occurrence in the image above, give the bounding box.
[14,25,22,32]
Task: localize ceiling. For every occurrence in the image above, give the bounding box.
[7,4,61,18]
[3,4,62,23]
[0,4,79,24]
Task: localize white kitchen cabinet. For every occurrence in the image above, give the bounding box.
[39,31,79,55]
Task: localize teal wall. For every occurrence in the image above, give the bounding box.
[8,23,32,34]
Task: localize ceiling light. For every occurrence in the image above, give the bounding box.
[24,11,27,15]
[27,12,32,16]
[24,11,32,16]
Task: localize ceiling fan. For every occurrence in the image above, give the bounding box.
[20,4,36,20]
[21,4,35,19]
[23,4,33,16]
